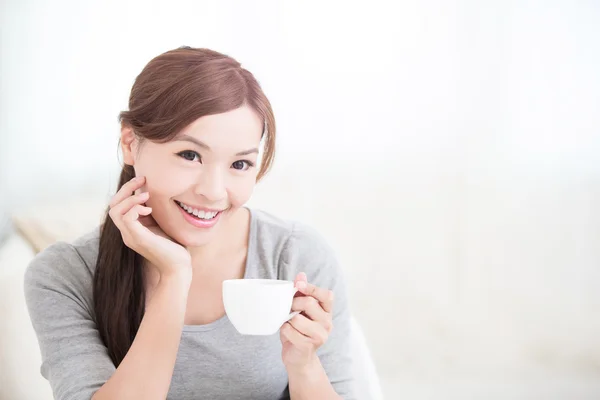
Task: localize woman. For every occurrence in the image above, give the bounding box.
[24,47,355,399]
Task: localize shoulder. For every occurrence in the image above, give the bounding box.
[250,207,295,241]
[251,208,334,256]
[250,208,339,283]
[24,227,101,304]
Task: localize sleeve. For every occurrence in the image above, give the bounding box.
[23,242,116,400]
[279,223,357,399]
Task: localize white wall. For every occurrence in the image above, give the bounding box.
[2,0,600,397]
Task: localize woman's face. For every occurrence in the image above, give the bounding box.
[122,105,263,247]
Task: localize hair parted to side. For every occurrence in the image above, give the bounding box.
[94,46,276,366]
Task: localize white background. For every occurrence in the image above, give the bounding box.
[2,0,600,398]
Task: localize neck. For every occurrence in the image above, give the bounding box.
[187,207,249,277]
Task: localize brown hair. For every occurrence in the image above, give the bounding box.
[93,46,276,366]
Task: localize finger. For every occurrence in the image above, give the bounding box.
[294,272,307,286]
[292,296,331,326]
[109,193,149,233]
[110,192,150,216]
[280,322,310,346]
[120,204,153,241]
[293,273,308,298]
[123,204,152,224]
[109,176,146,208]
[288,314,329,346]
[110,203,151,248]
[295,281,334,313]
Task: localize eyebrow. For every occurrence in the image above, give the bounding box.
[175,134,259,156]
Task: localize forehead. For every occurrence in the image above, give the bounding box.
[178,105,263,144]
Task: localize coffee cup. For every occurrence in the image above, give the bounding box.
[222,279,300,335]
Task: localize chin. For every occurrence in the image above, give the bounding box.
[178,238,213,248]
[167,226,220,248]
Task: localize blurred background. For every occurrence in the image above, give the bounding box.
[1,0,600,399]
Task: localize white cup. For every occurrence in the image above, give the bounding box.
[223,279,300,335]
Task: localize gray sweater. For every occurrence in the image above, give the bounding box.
[24,208,355,399]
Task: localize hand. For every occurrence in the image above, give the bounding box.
[280,272,334,371]
[108,176,192,281]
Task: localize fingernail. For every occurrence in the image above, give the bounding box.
[297,281,307,289]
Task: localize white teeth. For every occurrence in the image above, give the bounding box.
[177,201,219,220]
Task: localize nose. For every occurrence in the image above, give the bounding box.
[194,166,227,203]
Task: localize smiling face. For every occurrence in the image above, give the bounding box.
[121,104,264,247]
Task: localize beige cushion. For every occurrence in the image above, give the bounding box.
[0,199,106,398]
[0,198,106,400]
[11,198,107,254]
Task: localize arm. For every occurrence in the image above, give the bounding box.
[92,273,190,399]
[287,357,342,399]
[279,224,356,399]
[24,242,190,400]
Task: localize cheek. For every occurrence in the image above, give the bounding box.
[147,181,181,203]
[136,161,191,201]
[227,176,256,206]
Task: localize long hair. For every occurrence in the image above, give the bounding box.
[93,47,276,366]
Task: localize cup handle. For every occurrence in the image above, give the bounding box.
[283,287,300,322]
[286,311,300,322]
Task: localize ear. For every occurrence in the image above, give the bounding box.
[120,124,138,166]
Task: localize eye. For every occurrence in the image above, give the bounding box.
[232,160,254,171]
[177,150,201,163]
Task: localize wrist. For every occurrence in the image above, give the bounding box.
[286,354,321,379]
[159,269,192,289]
[287,356,340,399]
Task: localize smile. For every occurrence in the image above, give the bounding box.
[175,201,221,220]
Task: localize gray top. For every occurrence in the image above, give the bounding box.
[24,208,355,399]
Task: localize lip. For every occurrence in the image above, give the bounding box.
[175,200,222,229]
